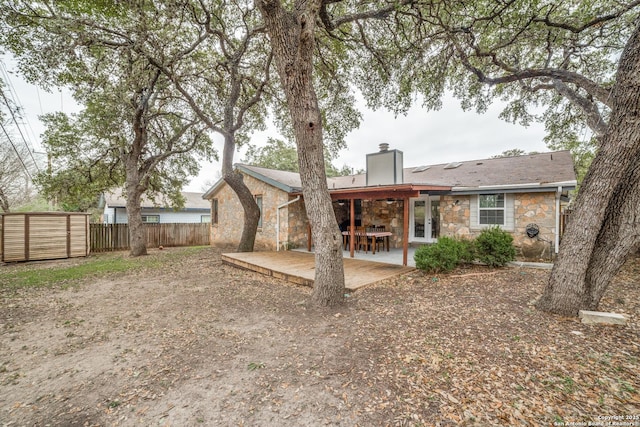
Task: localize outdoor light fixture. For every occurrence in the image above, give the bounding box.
[386,198,394,204]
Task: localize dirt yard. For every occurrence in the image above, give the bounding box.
[1,247,638,426]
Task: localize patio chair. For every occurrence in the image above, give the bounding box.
[367,226,387,253]
[345,226,365,251]
[344,226,354,250]
[356,226,369,252]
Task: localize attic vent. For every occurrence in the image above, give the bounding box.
[444,162,462,169]
[412,165,430,173]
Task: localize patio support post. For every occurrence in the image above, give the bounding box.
[555,186,562,255]
[350,198,355,257]
[403,197,409,266]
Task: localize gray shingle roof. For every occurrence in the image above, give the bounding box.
[402,151,576,188]
[238,164,303,192]
[104,188,209,209]
[203,150,576,197]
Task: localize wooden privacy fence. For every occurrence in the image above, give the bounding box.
[90,223,210,252]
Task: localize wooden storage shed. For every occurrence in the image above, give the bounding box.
[1,212,90,262]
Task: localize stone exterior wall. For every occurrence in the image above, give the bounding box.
[439,192,558,260]
[513,192,557,260]
[208,174,290,251]
[285,198,309,249]
[441,195,472,239]
[361,199,405,248]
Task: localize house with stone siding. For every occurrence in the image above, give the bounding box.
[203,148,576,264]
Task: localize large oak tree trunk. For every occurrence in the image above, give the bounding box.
[537,23,640,315]
[222,134,260,252]
[125,179,148,257]
[581,156,640,308]
[258,0,345,306]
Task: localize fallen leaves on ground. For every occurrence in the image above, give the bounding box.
[0,248,638,426]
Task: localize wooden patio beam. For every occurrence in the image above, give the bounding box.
[403,196,409,266]
[350,198,355,258]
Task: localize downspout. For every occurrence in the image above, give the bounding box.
[555,186,562,255]
[276,196,301,251]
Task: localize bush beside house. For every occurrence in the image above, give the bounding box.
[414,227,516,273]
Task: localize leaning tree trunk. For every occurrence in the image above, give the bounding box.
[581,156,640,308]
[258,0,345,306]
[222,132,260,252]
[125,179,148,257]
[536,22,640,315]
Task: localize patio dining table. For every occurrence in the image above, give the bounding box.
[342,230,393,254]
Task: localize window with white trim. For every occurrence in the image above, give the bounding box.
[478,193,505,225]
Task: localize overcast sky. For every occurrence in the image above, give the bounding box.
[3,55,551,193]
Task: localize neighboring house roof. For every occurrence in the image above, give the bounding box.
[103,188,209,210]
[203,151,577,198]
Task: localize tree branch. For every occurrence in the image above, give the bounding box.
[456,47,613,109]
[552,79,608,139]
[533,0,640,33]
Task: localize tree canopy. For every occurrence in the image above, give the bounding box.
[243,137,359,177]
[2,1,216,205]
[2,1,217,255]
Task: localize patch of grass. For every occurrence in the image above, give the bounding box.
[0,253,164,291]
[561,376,576,394]
[619,380,636,394]
[247,362,265,371]
[0,258,144,289]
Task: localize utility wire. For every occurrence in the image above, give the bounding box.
[0,90,41,172]
[9,71,43,151]
[0,62,41,172]
[0,119,33,181]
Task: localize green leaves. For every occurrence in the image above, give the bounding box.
[243,137,357,177]
[3,1,219,212]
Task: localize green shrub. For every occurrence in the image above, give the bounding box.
[474,226,516,267]
[414,237,474,273]
[457,238,476,263]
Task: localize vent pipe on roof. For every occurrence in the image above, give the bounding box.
[379,143,389,152]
